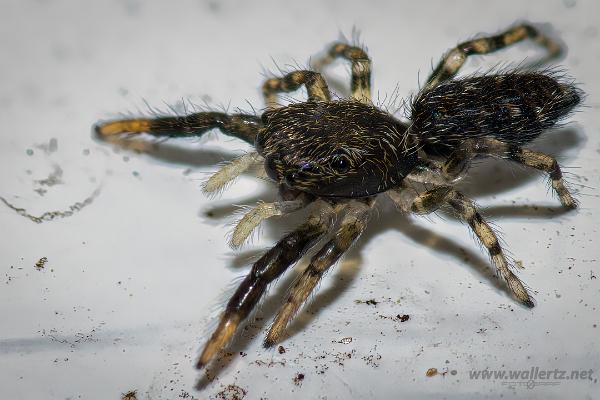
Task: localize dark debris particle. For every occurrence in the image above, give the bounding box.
[216,384,247,400]
[355,299,378,306]
[35,257,48,271]
[398,314,410,322]
[426,367,438,377]
[278,345,286,354]
[121,390,137,400]
[293,373,305,386]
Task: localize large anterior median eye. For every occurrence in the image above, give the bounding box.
[330,154,351,174]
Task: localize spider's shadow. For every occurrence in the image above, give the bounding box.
[100,122,585,386]
[194,128,583,387]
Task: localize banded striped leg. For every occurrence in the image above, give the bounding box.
[388,186,533,307]
[441,138,577,209]
[262,70,331,110]
[196,200,335,369]
[229,194,313,248]
[426,23,562,91]
[95,112,262,144]
[264,199,374,347]
[311,43,372,103]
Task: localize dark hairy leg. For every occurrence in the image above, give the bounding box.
[388,185,533,306]
[311,42,372,103]
[196,200,335,369]
[95,112,261,144]
[264,198,374,346]
[425,23,561,90]
[262,70,331,110]
[441,137,576,208]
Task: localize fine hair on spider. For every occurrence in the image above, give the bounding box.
[94,22,583,371]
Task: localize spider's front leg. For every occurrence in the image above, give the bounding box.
[264,198,374,347]
[441,138,577,209]
[425,23,561,90]
[95,111,261,144]
[311,43,372,103]
[95,111,266,193]
[388,185,533,307]
[262,70,331,110]
[196,200,335,369]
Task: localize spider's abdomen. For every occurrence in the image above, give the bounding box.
[410,72,581,154]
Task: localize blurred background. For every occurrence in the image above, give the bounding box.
[1,0,598,399]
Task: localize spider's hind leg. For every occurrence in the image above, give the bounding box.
[426,23,562,90]
[311,43,372,103]
[388,185,533,307]
[441,138,577,209]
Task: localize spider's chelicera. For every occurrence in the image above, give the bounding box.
[95,23,583,369]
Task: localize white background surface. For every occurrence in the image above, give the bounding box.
[1,1,599,399]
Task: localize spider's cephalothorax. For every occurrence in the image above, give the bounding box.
[257,100,418,197]
[94,24,583,370]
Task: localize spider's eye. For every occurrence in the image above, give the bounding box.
[330,155,351,174]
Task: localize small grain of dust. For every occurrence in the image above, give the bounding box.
[35,138,58,154]
[515,260,524,269]
[355,299,378,306]
[278,345,286,354]
[398,314,410,322]
[426,367,438,377]
[35,257,48,271]
[293,373,305,386]
[336,337,353,344]
[121,390,137,400]
[215,384,247,400]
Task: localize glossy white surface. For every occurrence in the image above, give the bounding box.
[1,1,599,399]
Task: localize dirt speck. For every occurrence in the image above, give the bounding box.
[121,390,137,400]
[398,314,410,322]
[278,345,286,354]
[426,367,438,377]
[293,373,305,386]
[35,257,48,270]
[336,337,353,344]
[216,384,247,400]
[355,298,378,306]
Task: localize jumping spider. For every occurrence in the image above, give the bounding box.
[95,23,582,369]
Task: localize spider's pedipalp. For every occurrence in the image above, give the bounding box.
[425,22,562,90]
[264,198,373,347]
[94,111,261,144]
[389,186,533,306]
[229,195,312,249]
[262,70,331,110]
[203,152,262,195]
[196,200,335,369]
[311,42,372,103]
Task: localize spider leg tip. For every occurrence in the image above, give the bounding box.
[522,299,535,308]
